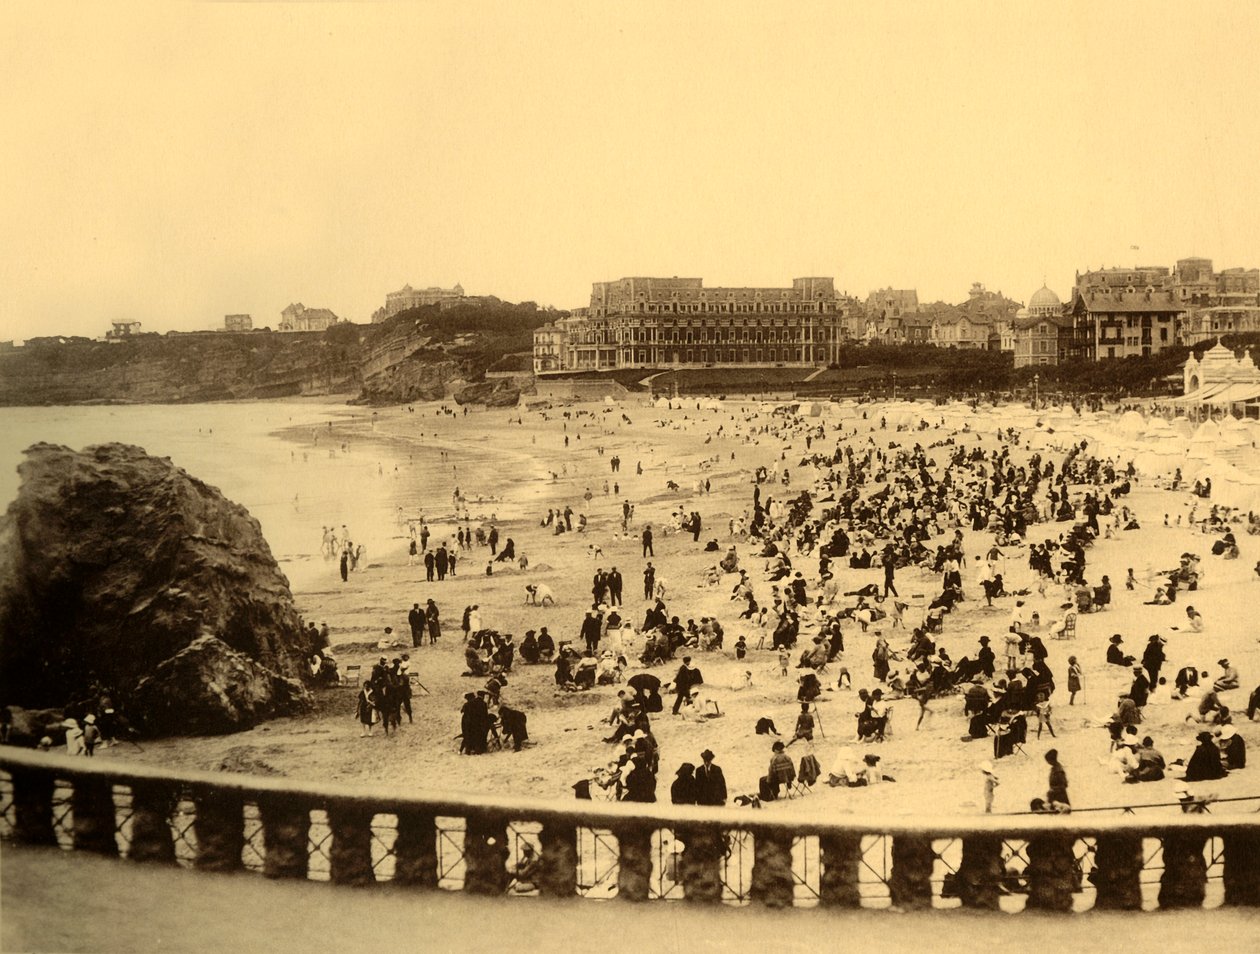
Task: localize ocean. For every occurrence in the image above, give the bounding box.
[0,400,509,592]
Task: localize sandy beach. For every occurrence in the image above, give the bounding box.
[59,394,1249,821]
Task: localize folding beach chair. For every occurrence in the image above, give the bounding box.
[342,664,362,687]
[990,712,1029,759]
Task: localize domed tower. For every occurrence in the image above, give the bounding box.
[1028,284,1062,317]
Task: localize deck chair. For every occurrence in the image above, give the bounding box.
[408,671,431,695]
[1051,612,1077,640]
[342,664,362,687]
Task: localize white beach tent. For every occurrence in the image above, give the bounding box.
[1116,410,1146,438]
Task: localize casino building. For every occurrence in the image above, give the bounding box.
[534,276,857,374]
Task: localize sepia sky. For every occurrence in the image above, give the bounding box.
[2,1,1258,339]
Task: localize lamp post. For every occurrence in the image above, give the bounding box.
[1034,373,1039,409]
[892,370,898,402]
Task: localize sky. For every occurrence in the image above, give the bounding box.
[2,1,1259,340]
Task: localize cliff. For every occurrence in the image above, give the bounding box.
[0,328,366,405]
[0,299,552,406]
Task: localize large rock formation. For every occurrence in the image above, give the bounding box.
[453,379,522,408]
[0,442,315,735]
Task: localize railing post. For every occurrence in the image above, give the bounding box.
[1025,833,1075,912]
[11,767,56,846]
[259,796,310,879]
[1159,832,1207,909]
[819,834,863,908]
[538,820,578,898]
[72,777,118,856]
[1223,832,1260,907]
[128,781,176,864]
[328,805,376,886]
[464,813,509,895]
[889,834,935,910]
[192,789,243,872]
[1093,833,1143,910]
[677,825,724,903]
[392,810,438,888]
[958,835,1003,910]
[1219,831,1260,902]
[750,827,794,908]
[613,823,653,902]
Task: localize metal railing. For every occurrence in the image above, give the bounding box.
[2,748,1258,912]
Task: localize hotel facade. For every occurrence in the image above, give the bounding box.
[534,276,857,374]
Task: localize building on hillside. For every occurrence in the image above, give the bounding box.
[372,283,465,322]
[279,303,340,333]
[223,314,253,332]
[106,320,142,339]
[534,276,858,373]
[533,323,565,373]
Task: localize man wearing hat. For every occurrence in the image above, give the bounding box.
[670,656,702,715]
[694,749,727,806]
[1213,659,1240,693]
[1141,635,1166,690]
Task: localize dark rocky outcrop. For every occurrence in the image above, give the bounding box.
[453,379,522,408]
[0,442,315,735]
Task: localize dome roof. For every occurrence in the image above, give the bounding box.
[1029,285,1061,311]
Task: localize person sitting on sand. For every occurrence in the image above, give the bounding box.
[1213,658,1239,693]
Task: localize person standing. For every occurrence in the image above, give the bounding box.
[488,525,499,556]
[408,538,418,566]
[671,656,701,714]
[1045,749,1069,808]
[424,549,435,582]
[340,550,349,583]
[356,685,376,737]
[609,567,623,606]
[694,749,727,805]
[882,545,899,598]
[435,545,449,581]
[1142,636,1166,692]
[1067,655,1083,705]
[670,763,698,805]
[426,599,441,645]
[980,760,999,813]
[642,525,654,558]
[409,603,424,647]
[643,562,656,600]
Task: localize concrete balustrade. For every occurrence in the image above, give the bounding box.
[1,749,1257,913]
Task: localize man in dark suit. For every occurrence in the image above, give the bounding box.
[608,567,623,606]
[671,656,702,714]
[694,749,727,805]
[408,603,424,647]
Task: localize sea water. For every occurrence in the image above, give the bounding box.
[0,401,500,591]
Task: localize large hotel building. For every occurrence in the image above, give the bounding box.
[534,276,855,374]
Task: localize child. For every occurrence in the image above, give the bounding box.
[979,760,999,813]
[735,635,747,661]
[1034,691,1055,738]
[1003,633,1020,673]
[778,647,790,677]
[1126,568,1136,591]
[1067,655,1083,705]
